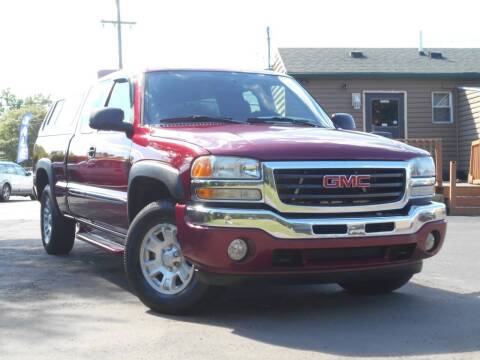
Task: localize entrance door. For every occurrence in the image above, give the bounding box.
[365,93,405,138]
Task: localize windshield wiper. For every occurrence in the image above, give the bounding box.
[246,116,319,127]
[159,115,243,124]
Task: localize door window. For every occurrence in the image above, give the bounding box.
[0,164,6,174]
[371,99,399,127]
[78,81,113,133]
[5,165,16,174]
[14,166,26,176]
[43,100,64,130]
[106,81,133,123]
[43,96,82,134]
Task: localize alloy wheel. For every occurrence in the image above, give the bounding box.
[2,184,10,200]
[139,223,194,295]
[43,197,53,244]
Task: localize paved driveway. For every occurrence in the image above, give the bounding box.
[1,199,479,360]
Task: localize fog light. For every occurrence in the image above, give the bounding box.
[425,232,436,252]
[227,238,249,261]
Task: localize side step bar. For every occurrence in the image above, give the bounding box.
[76,230,125,255]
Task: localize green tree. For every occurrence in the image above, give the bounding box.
[0,88,24,114]
[0,89,51,165]
[24,93,51,107]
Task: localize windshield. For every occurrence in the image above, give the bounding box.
[143,70,334,128]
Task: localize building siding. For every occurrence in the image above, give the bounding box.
[457,88,480,173]
[294,77,480,172]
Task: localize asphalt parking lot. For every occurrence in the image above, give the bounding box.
[1,198,479,360]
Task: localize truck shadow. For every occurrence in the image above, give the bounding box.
[1,238,479,358]
[155,280,480,357]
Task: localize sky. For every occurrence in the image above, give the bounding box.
[1,0,480,98]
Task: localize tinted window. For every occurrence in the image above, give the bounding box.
[44,100,65,129]
[144,71,333,127]
[372,100,399,127]
[78,81,113,133]
[107,81,133,123]
[54,95,82,130]
[43,96,82,134]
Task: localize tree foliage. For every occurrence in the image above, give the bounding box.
[0,88,24,114]
[0,89,51,165]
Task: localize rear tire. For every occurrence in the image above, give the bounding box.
[339,274,413,294]
[1,183,11,201]
[40,187,75,255]
[124,201,212,315]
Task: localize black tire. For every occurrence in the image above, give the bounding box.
[124,201,212,315]
[339,274,413,294]
[1,183,11,201]
[40,187,75,255]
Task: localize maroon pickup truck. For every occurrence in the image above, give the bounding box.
[33,69,447,314]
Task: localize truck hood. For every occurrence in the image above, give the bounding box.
[149,124,428,161]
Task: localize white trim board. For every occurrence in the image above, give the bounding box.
[362,90,408,139]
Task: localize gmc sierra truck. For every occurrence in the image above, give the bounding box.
[33,69,447,314]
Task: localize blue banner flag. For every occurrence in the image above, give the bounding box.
[16,112,33,163]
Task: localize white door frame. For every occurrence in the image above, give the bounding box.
[362,90,408,139]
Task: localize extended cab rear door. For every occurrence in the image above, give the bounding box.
[66,78,133,234]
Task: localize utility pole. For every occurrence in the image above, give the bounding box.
[101,0,136,69]
[266,26,272,70]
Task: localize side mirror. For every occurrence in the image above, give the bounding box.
[89,108,133,137]
[331,113,356,130]
[26,171,32,176]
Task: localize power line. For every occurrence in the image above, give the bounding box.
[101,0,136,69]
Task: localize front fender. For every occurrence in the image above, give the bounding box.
[128,160,184,200]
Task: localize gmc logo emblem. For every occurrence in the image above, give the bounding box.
[323,175,371,189]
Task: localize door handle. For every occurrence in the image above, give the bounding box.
[87,146,96,159]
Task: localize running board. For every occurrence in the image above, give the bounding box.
[76,230,125,255]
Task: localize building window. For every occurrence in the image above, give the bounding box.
[432,92,453,123]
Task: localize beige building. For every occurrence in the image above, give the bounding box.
[274,48,480,177]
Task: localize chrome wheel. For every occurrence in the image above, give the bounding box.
[43,197,53,245]
[140,223,194,295]
[2,184,10,200]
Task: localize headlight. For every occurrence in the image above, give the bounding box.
[409,156,435,177]
[191,156,261,179]
[409,156,435,199]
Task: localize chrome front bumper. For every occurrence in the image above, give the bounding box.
[185,202,446,239]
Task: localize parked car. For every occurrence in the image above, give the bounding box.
[0,161,35,201]
[33,68,447,314]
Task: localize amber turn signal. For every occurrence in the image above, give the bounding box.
[196,188,262,201]
[191,157,212,178]
[196,188,214,199]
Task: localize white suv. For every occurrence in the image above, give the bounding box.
[0,161,35,201]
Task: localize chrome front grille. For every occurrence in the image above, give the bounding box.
[273,168,406,207]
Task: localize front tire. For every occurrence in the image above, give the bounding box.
[40,187,75,255]
[339,274,413,294]
[1,183,11,201]
[124,202,211,314]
